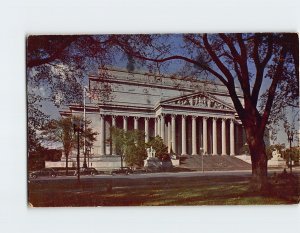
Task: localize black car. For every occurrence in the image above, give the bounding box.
[29,168,57,179]
[111,167,133,175]
[74,167,98,176]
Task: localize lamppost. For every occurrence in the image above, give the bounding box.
[73,118,83,183]
[86,146,91,168]
[287,130,294,173]
[82,86,88,168]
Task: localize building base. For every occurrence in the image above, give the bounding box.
[46,156,124,171]
[268,158,287,167]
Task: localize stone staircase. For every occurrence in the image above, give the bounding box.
[179,154,252,171]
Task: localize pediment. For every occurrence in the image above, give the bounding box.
[160,92,235,111]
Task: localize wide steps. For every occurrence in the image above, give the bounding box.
[179,155,251,171]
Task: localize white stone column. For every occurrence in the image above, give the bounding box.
[181,115,187,155]
[100,114,105,156]
[145,117,149,143]
[192,116,197,155]
[212,117,217,155]
[160,114,165,143]
[157,116,161,137]
[221,118,227,155]
[112,116,116,155]
[167,120,171,153]
[134,116,139,130]
[230,119,235,156]
[203,117,208,154]
[123,116,128,131]
[171,114,176,154]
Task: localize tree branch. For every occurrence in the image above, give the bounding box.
[252,34,273,106]
[260,48,287,133]
[202,34,246,118]
[27,36,78,68]
[234,34,251,97]
[202,34,234,85]
[118,41,229,86]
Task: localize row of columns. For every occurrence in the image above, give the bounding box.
[99,114,236,156]
[156,114,235,156]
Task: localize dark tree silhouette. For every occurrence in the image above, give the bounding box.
[116,33,299,190]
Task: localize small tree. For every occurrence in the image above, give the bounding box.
[283,148,300,165]
[111,127,147,167]
[42,116,97,175]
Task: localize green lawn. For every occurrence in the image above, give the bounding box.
[28,175,299,207]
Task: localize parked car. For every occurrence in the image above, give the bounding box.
[111,167,133,175]
[29,168,57,179]
[74,167,99,176]
[133,167,147,174]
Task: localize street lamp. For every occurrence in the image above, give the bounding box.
[287,130,294,173]
[82,86,88,169]
[73,118,83,183]
[86,146,91,168]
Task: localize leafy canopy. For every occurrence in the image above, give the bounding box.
[111,127,147,167]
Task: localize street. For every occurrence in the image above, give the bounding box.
[28,167,300,182]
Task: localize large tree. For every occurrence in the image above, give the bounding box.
[115,33,299,189]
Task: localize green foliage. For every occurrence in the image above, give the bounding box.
[42,117,74,157]
[42,116,98,158]
[28,149,62,171]
[111,128,147,167]
[282,147,300,162]
[146,136,168,160]
[27,93,49,153]
[28,151,45,171]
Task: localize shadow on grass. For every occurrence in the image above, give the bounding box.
[28,175,300,207]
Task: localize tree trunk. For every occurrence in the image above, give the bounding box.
[121,154,123,168]
[65,153,69,176]
[249,144,268,191]
[245,127,269,192]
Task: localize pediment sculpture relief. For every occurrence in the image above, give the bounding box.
[170,94,232,110]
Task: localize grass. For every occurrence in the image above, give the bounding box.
[28,175,299,207]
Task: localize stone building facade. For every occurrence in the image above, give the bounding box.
[56,67,245,169]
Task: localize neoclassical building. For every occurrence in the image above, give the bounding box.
[58,67,245,168]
